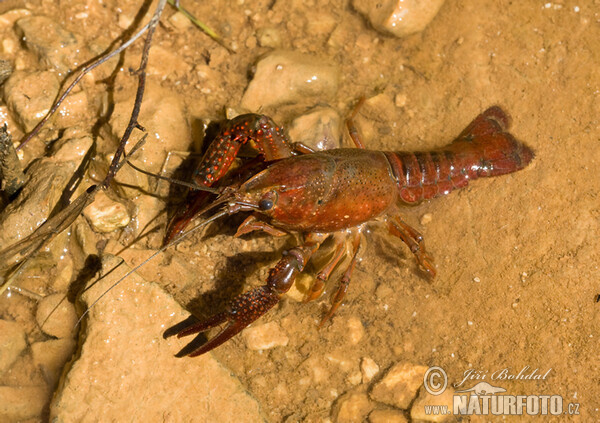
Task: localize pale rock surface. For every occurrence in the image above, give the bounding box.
[353,0,446,38]
[410,385,455,422]
[50,255,265,423]
[0,319,26,373]
[370,362,428,409]
[333,390,373,423]
[241,51,339,111]
[243,321,289,351]
[369,408,408,423]
[36,293,78,338]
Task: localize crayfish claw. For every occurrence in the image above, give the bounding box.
[169,286,281,357]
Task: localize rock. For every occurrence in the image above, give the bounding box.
[109,83,192,188]
[256,27,282,48]
[410,385,455,422]
[287,107,341,151]
[243,321,289,351]
[0,319,27,374]
[36,293,78,338]
[0,160,84,246]
[369,409,408,423]
[0,59,12,84]
[83,190,130,233]
[241,51,339,112]
[361,357,380,383]
[2,70,59,131]
[346,316,365,345]
[51,134,94,162]
[353,0,446,38]
[0,386,49,421]
[15,15,81,73]
[31,338,76,387]
[333,390,373,423]
[370,362,428,409]
[50,255,265,422]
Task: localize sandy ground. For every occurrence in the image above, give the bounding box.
[0,0,599,421]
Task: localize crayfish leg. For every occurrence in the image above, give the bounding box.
[387,215,436,279]
[318,232,362,327]
[305,233,347,303]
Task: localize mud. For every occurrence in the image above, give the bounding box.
[0,0,599,422]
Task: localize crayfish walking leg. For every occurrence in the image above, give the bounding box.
[166,234,325,357]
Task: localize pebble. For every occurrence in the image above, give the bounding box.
[420,213,433,225]
[287,106,341,151]
[346,316,365,345]
[36,293,78,338]
[168,12,192,31]
[0,319,27,373]
[410,385,455,422]
[83,190,131,233]
[241,50,339,112]
[333,390,373,423]
[243,321,289,350]
[370,362,428,409]
[361,357,380,383]
[2,70,59,131]
[256,27,282,48]
[31,338,76,387]
[353,0,446,38]
[15,15,81,73]
[369,409,408,423]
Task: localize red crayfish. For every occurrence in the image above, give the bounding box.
[162,105,534,357]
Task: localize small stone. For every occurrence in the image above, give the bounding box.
[333,390,373,423]
[347,371,362,385]
[168,12,192,31]
[83,190,131,233]
[31,338,76,387]
[346,316,365,345]
[15,16,81,73]
[36,293,77,338]
[0,386,49,421]
[2,70,60,131]
[370,362,428,409]
[420,213,433,225]
[353,0,446,38]
[287,107,341,151]
[0,319,27,373]
[256,27,282,48]
[361,357,380,383]
[395,93,408,107]
[410,385,455,422]
[369,409,408,423]
[243,321,289,350]
[52,135,93,162]
[241,51,339,112]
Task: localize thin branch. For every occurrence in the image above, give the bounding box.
[102,0,167,188]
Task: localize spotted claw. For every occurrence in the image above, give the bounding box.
[164,286,280,357]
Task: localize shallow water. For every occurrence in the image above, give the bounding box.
[0,0,599,421]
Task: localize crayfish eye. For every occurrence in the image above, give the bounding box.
[258,191,277,211]
[258,198,274,211]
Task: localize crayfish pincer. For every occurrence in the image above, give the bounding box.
[163,106,534,357]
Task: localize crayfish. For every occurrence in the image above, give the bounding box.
[162,106,534,357]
